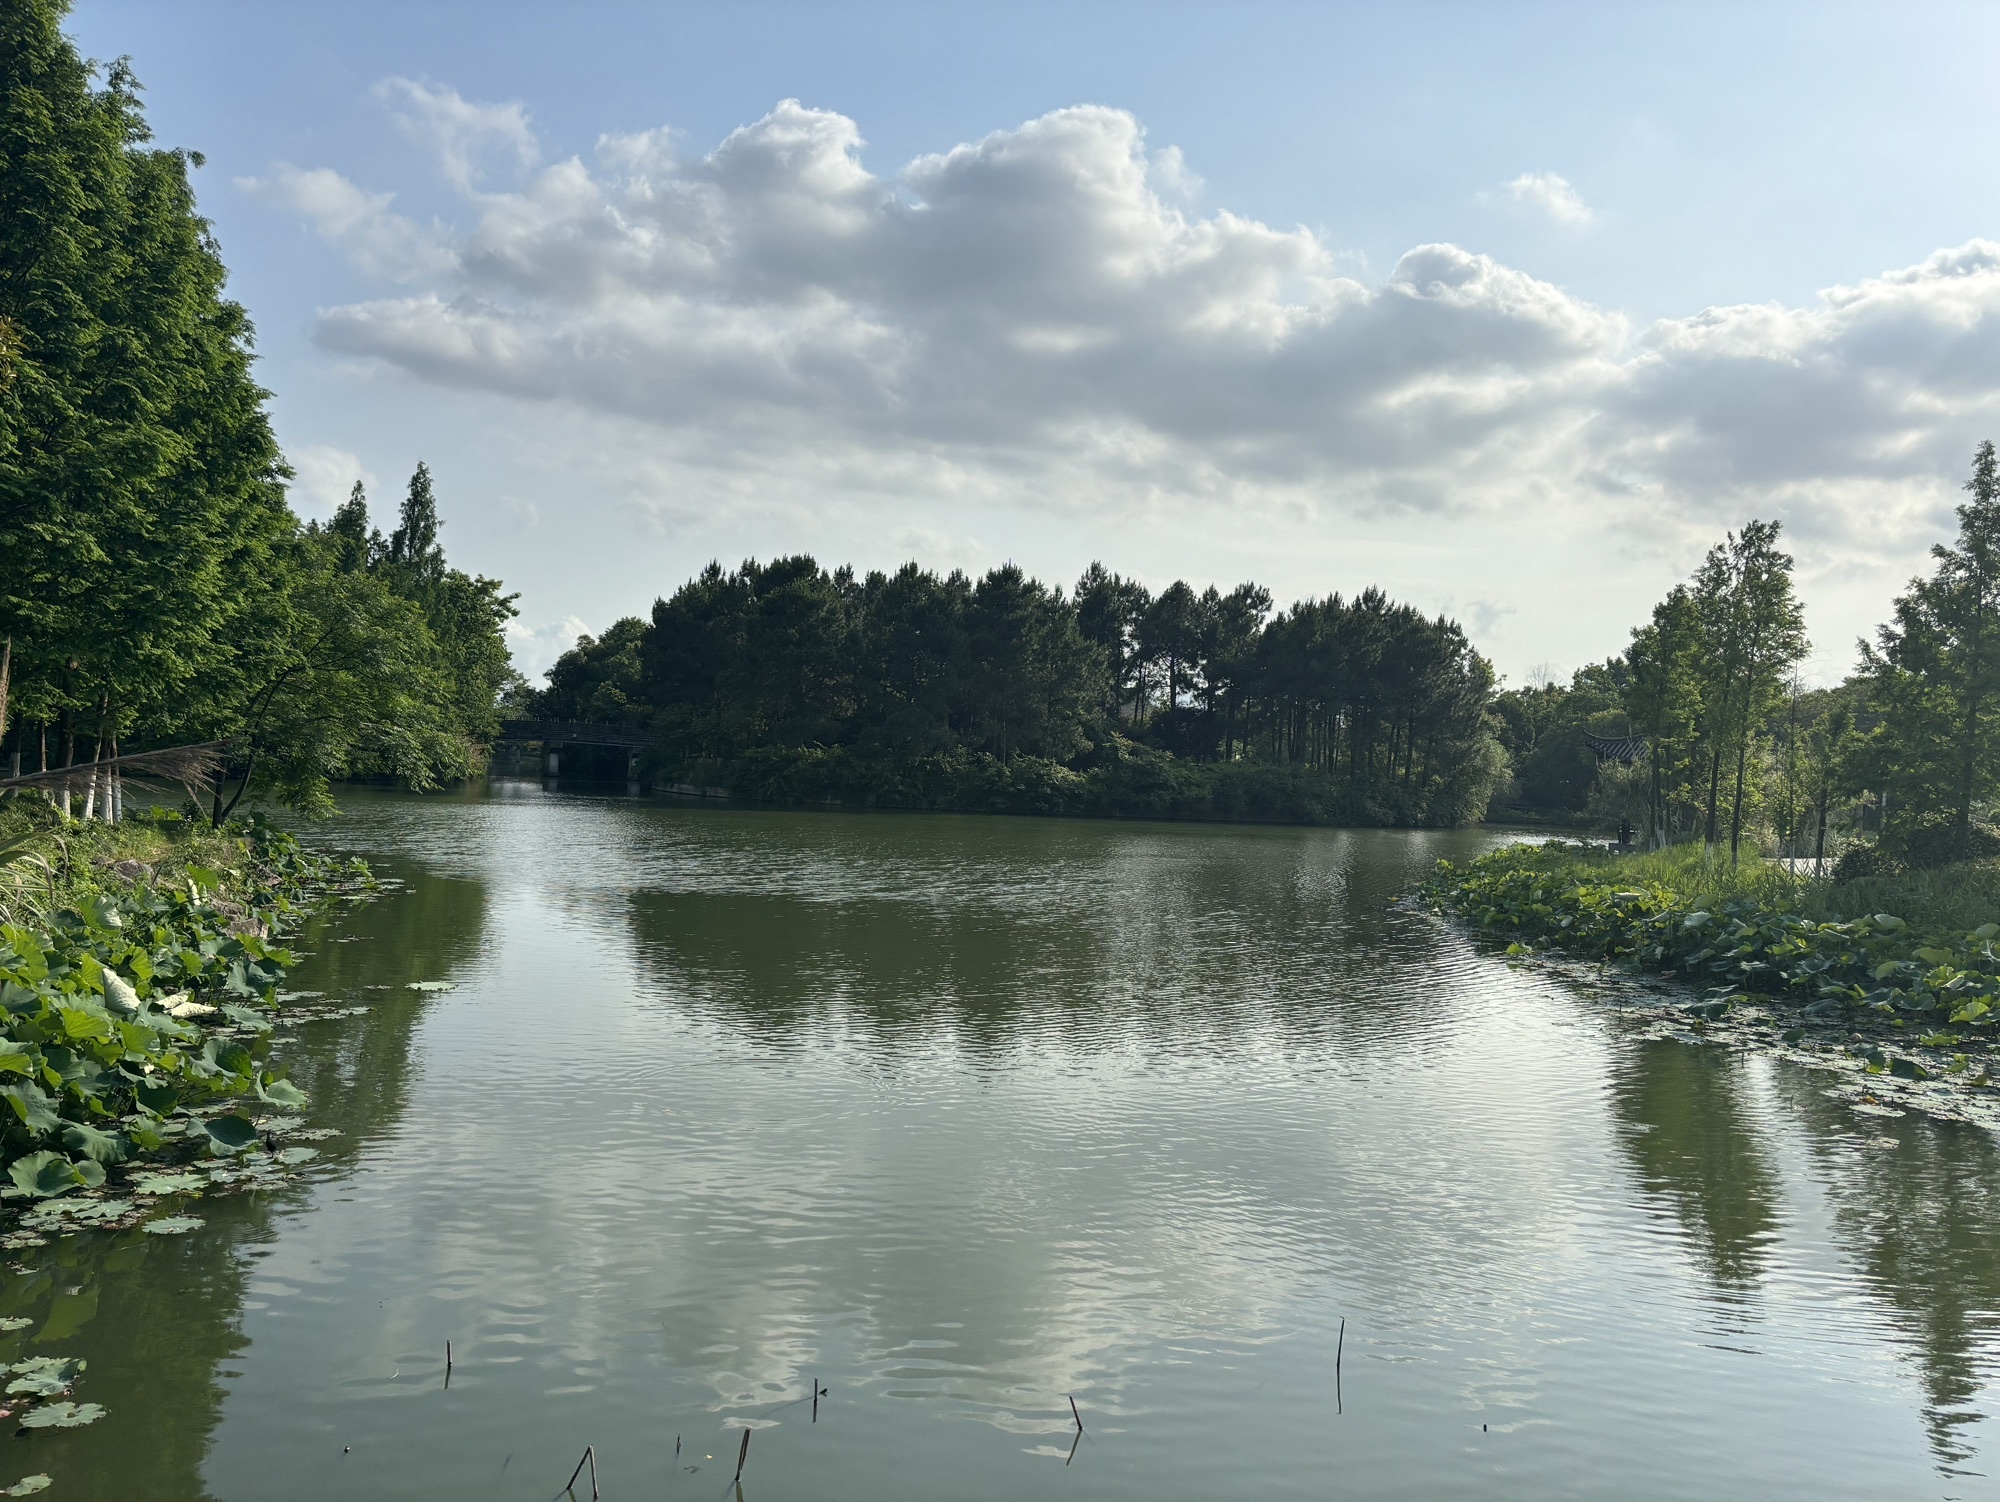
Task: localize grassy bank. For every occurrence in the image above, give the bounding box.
[1425,842,2000,1073]
[0,799,372,1206]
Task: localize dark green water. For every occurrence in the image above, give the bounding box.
[7,785,2000,1499]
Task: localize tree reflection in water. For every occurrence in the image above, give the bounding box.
[1771,1067,2000,1473]
[1609,1040,1782,1299]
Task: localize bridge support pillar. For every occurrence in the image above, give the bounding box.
[546,746,561,778]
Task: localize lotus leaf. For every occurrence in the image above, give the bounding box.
[256,1075,307,1108]
[5,1154,77,1200]
[0,1087,59,1136]
[200,1115,258,1154]
[142,1216,203,1236]
[1,1475,51,1495]
[58,1123,126,1166]
[130,1171,203,1195]
[17,1401,104,1428]
[101,972,141,1016]
[0,1319,32,1333]
[275,1147,317,1166]
[132,1079,177,1116]
[5,1359,82,1397]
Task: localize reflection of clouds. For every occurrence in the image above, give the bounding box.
[201,795,2000,1494]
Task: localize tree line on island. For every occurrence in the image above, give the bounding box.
[0,5,515,821]
[526,559,1506,824]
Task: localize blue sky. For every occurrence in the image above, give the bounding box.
[67,1,2000,682]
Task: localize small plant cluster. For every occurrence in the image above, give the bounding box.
[0,813,366,1204]
[1426,843,2000,1064]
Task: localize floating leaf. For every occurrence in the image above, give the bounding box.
[1,1475,52,1495]
[130,1172,203,1195]
[405,981,455,992]
[141,1217,203,1236]
[274,1147,317,1167]
[199,1115,258,1155]
[0,1319,32,1333]
[5,1155,77,1200]
[18,1401,104,1429]
[5,1359,82,1398]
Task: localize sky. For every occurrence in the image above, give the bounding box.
[64,0,2000,685]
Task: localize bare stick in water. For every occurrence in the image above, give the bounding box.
[812,1377,819,1422]
[445,1339,453,1389]
[1066,1427,1082,1467]
[1336,1318,1346,1415]
[1069,1394,1084,1432]
[733,1428,752,1483]
[558,1444,599,1501]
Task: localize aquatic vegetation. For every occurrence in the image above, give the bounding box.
[1426,842,2000,1052]
[0,815,371,1203]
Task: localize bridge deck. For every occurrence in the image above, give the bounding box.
[494,719,651,749]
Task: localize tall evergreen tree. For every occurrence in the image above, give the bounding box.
[1862,441,2000,858]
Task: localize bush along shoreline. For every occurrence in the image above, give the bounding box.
[1425,841,2000,1127]
[0,809,379,1435]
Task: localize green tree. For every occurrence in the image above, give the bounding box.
[1689,521,1808,862]
[1862,442,2000,859]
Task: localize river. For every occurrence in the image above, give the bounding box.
[7,785,2000,1499]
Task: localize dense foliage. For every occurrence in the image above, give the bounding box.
[0,2,514,820]
[1489,445,2000,870]
[0,807,359,1199]
[528,557,1508,826]
[1429,842,2000,1070]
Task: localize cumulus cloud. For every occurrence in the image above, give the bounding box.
[286,443,375,517]
[1502,171,1594,226]
[376,77,538,192]
[506,615,592,679]
[237,164,452,279]
[252,92,2000,607]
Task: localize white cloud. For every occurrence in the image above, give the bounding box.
[252,92,2000,668]
[237,164,452,280]
[506,615,592,680]
[376,77,537,193]
[1502,171,1594,227]
[286,443,375,518]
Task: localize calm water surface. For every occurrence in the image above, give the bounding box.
[10,786,2000,1498]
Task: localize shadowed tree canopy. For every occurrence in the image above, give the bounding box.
[530,555,1507,826]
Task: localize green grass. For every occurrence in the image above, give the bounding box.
[0,799,257,929]
[1512,840,2000,939]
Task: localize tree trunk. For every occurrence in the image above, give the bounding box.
[58,713,74,818]
[1728,734,1750,865]
[1814,790,1828,878]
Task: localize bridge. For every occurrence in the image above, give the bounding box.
[493,720,650,779]
[494,719,651,750]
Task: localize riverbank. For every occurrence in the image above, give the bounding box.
[662,740,1485,827]
[1424,840,2000,1128]
[0,803,375,1218]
